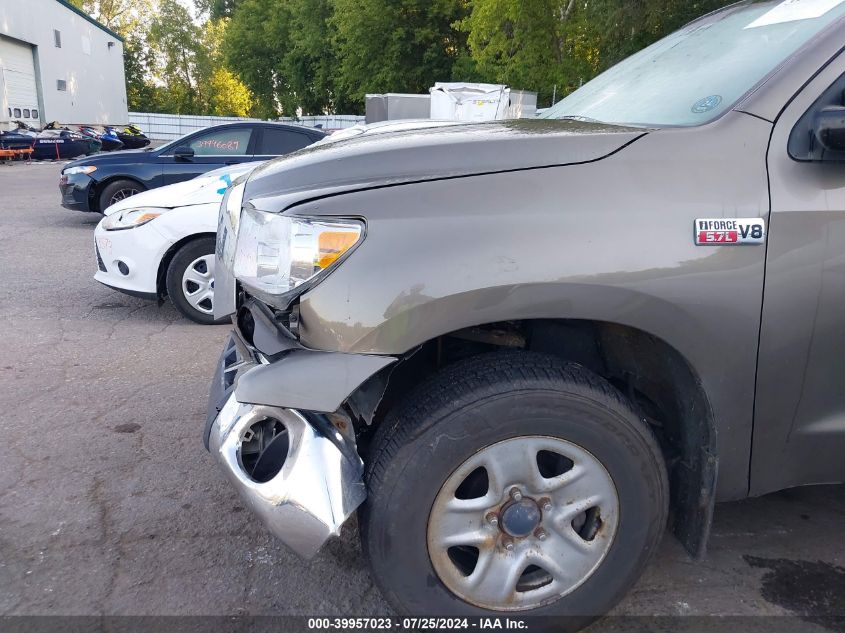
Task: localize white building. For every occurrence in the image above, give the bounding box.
[0,0,127,130]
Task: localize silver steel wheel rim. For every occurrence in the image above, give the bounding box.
[110,188,139,205]
[181,254,215,315]
[427,436,619,611]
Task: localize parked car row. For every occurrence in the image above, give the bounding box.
[61,121,326,213]
[58,2,845,628]
[76,119,450,322]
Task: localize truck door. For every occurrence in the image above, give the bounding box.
[753,52,845,495]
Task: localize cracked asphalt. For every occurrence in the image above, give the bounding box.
[1,163,843,630]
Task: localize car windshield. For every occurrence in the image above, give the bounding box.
[542,0,845,127]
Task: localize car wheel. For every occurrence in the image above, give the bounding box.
[98,178,144,212]
[361,351,668,628]
[165,237,225,325]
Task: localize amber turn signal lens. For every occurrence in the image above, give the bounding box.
[316,230,361,269]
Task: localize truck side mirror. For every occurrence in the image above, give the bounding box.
[173,145,195,161]
[812,106,845,153]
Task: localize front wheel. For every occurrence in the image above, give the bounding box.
[98,178,144,212]
[165,237,225,325]
[361,352,668,627]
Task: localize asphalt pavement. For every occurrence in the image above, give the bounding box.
[0,162,842,631]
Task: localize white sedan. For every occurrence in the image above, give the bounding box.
[94,162,263,323]
[93,120,461,323]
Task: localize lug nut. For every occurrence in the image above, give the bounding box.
[509,487,523,501]
[502,538,515,551]
[486,512,499,526]
[534,528,547,541]
[540,497,552,512]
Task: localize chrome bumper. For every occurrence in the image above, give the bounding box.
[208,393,367,559]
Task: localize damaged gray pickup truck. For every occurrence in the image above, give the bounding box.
[204,1,845,625]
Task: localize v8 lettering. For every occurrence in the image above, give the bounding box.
[695,218,765,245]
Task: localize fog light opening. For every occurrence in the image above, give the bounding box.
[238,417,289,483]
[116,261,129,276]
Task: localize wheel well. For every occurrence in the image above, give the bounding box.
[90,176,145,212]
[156,233,216,297]
[346,319,717,559]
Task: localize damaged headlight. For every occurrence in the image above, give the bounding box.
[233,206,364,307]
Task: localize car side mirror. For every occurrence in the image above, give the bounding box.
[173,146,195,161]
[812,106,845,153]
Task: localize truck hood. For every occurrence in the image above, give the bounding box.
[244,119,648,212]
[104,161,264,216]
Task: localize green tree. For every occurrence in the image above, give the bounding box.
[196,0,243,20]
[123,32,166,112]
[331,0,471,111]
[147,0,202,113]
[281,0,353,114]
[67,0,154,31]
[460,0,736,106]
[224,0,286,117]
[207,67,254,116]
[224,0,346,117]
[199,20,254,116]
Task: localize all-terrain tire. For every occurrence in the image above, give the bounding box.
[361,351,668,629]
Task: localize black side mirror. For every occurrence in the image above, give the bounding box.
[173,145,195,160]
[812,106,845,153]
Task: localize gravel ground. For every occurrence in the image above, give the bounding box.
[0,162,843,631]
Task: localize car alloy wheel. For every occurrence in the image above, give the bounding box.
[427,435,619,611]
[109,187,140,206]
[181,254,215,315]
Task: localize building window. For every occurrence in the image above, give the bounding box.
[14,108,21,118]
[54,30,62,48]
[57,79,67,91]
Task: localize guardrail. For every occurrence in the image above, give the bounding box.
[127,113,365,141]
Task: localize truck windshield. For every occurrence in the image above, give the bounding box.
[543,0,845,127]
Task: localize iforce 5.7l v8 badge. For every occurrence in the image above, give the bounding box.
[694,218,765,245]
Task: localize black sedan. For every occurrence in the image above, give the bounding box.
[60,122,326,213]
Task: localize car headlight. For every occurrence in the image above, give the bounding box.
[63,165,97,175]
[101,207,167,231]
[233,206,364,307]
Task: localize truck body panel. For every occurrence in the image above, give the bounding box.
[753,48,845,494]
[296,112,772,501]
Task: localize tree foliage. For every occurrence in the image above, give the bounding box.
[72,0,252,115]
[459,0,736,105]
[223,0,353,117]
[71,0,739,117]
[195,0,243,20]
[330,0,470,110]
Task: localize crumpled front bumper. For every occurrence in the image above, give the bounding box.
[208,394,367,559]
[205,330,370,559]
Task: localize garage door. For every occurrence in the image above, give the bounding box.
[0,36,39,125]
